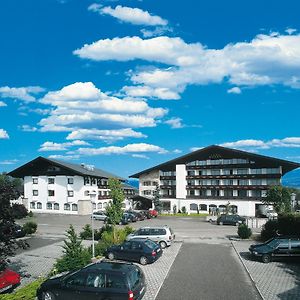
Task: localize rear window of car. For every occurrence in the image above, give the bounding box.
[128,268,141,290]
[144,240,157,249]
[106,273,127,290]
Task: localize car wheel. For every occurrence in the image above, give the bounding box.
[261,254,271,263]
[219,221,223,225]
[42,291,56,300]
[159,241,167,249]
[107,252,115,260]
[140,256,148,265]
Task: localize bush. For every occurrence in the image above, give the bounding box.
[261,214,300,240]
[11,204,28,219]
[79,224,102,241]
[22,221,37,234]
[238,224,252,239]
[28,211,34,217]
[181,206,186,214]
[0,278,44,300]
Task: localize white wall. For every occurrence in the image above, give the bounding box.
[176,164,186,199]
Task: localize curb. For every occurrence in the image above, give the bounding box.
[231,241,265,300]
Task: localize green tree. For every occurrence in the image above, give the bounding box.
[153,183,162,213]
[0,174,28,261]
[55,225,91,273]
[263,185,291,214]
[105,178,125,240]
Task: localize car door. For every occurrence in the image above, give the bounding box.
[117,241,132,261]
[149,228,161,242]
[129,241,144,262]
[224,215,232,225]
[136,228,150,239]
[289,239,300,257]
[273,239,290,257]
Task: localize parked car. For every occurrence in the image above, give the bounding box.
[126,226,175,249]
[141,211,152,219]
[133,212,145,221]
[125,211,138,222]
[37,261,146,300]
[91,211,108,222]
[148,209,158,218]
[106,238,162,265]
[217,214,246,226]
[119,213,131,225]
[0,261,21,294]
[249,236,300,263]
[12,224,26,238]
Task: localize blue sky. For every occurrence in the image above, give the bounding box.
[0,0,300,178]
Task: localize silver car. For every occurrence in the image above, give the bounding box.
[126,226,175,249]
[92,211,107,221]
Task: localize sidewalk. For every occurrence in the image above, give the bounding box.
[232,240,300,300]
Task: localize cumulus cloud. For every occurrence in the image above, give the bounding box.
[164,117,185,129]
[74,33,300,99]
[132,154,149,159]
[39,82,168,132]
[0,86,45,102]
[0,159,18,165]
[88,4,167,26]
[39,140,90,152]
[0,101,7,107]
[48,154,80,160]
[227,87,242,94]
[0,129,9,139]
[20,125,38,132]
[66,128,146,142]
[219,137,300,150]
[76,143,167,156]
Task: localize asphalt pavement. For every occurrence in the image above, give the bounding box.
[156,243,262,300]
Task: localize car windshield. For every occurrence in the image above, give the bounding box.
[144,240,157,249]
[128,268,141,290]
[266,239,281,248]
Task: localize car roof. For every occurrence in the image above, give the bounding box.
[84,261,138,273]
[138,225,170,230]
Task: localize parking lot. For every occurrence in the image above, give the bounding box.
[11,214,300,299]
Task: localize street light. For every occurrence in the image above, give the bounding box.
[291,193,296,212]
[89,190,97,258]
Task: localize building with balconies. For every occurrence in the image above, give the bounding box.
[8,157,137,215]
[130,145,300,216]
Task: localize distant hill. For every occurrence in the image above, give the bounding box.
[282,169,300,189]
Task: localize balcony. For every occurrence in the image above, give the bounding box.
[161,195,176,199]
[186,185,268,190]
[186,173,281,180]
[186,195,263,200]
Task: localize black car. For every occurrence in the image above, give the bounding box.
[249,236,300,263]
[13,224,26,238]
[106,239,162,265]
[125,212,138,222]
[37,261,146,300]
[217,214,246,226]
[119,213,131,225]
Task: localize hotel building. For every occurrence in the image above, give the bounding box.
[130,145,300,216]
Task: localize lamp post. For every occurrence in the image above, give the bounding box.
[291,193,296,212]
[89,190,97,258]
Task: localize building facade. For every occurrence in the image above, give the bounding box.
[8,157,137,215]
[130,145,300,216]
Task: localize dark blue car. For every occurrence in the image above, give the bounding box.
[106,239,162,265]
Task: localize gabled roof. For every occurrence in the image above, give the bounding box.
[8,156,124,180]
[130,145,300,178]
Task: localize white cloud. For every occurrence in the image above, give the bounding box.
[220,137,300,150]
[164,117,185,129]
[74,33,300,99]
[89,4,168,26]
[20,125,38,132]
[0,101,7,107]
[66,128,146,143]
[76,143,167,156]
[141,26,173,38]
[39,140,90,152]
[227,87,242,94]
[132,154,149,159]
[285,28,297,35]
[0,129,9,139]
[173,149,182,154]
[39,82,168,132]
[0,86,45,102]
[0,159,18,165]
[48,154,80,160]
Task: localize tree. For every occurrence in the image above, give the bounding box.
[263,185,292,214]
[153,183,162,213]
[55,225,91,273]
[105,178,125,240]
[0,174,28,261]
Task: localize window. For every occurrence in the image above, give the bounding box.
[47,202,53,210]
[138,228,150,235]
[66,272,86,287]
[211,190,220,197]
[224,190,233,197]
[54,203,59,210]
[143,181,152,186]
[252,190,262,197]
[238,190,247,197]
[37,202,42,209]
[199,204,207,211]
[68,190,74,197]
[68,178,74,184]
[237,169,248,175]
[64,203,70,211]
[72,204,78,211]
[86,273,105,288]
[30,202,36,209]
[48,190,55,197]
[103,202,107,208]
[32,178,38,184]
[106,273,127,289]
[211,170,220,176]
[48,178,55,184]
[97,203,102,210]
[33,190,38,196]
[190,203,198,211]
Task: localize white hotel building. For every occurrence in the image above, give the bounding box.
[8,157,136,215]
[130,145,300,216]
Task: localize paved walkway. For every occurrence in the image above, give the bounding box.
[232,241,300,300]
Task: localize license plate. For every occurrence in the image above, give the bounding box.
[140,286,145,294]
[0,284,12,293]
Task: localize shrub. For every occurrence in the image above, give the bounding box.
[181,206,186,214]
[28,211,34,217]
[0,278,44,300]
[55,225,91,273]
[79,224,102,241]
[261,219,279,241]
[22,221,37,234]
[11,204,28,219]
[238,224,252,239]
